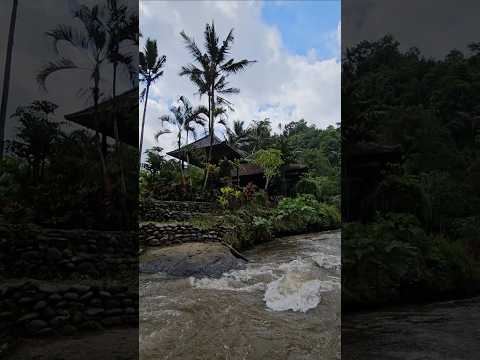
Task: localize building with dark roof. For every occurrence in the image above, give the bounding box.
[64,88,138,149]
[167,133,308,193]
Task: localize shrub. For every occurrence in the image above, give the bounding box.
[295,177,321,199]
[295,175,340,203]
[242,182,257,202]
[342,213,480,308]
[271,194,340,234]
[217,186,242,210]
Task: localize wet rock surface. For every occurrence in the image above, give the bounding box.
[140,242,246,278]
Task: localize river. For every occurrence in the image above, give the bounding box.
[342,296,480,359]
[140,230,341,360]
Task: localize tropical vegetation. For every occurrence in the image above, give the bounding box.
[342,35,480,308]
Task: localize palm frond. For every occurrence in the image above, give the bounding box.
[218,29,234,63]
[217,96,235,112]
[180,30,204,62]
[37,58,80,91]
[154,129,171,142]
[159,114,172,126]
[218,87,240,95]
[221,58,256,73]
[47,25,89,53]
[204,22,219,63]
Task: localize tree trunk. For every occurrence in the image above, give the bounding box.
[178,132,184,180]
[202,92,213,191]
[139,83,150,166]
[202,87,215,191]
[186,131,192,188]
[112,61,129,229]
[0,0,18,159]
[93,65,107,176]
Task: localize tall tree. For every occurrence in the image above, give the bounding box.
[38,4,109,175]
[8,101,59,183]
[253,148,284,191]
[179,21,255,189]
[157,96,205,183]
[0,0,18,159]
[104,0,138,227]
[247,118,272,154]
[139,38,165,165]
[226,120,249,149]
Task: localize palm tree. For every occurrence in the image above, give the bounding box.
[179,21,255,189]
[157,96,205,184]
[0,0,18,159]
[105,0,137,147]
[247,117,272,154]
[139,38,166,164]
[104,0,138,227]
[226,120,249,149]
[37,4,109,174]
[178,96,207,152]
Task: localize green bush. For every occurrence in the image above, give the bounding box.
[342,213,480,308]
[295,175,340,203]
[295,177,321,199]
[217,186,242,210]
[271,195,340,234]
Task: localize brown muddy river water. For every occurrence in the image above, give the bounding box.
[342,296,480,360]
[140,231,341,360]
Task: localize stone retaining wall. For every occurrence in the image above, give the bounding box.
[0,225,137,279]
[139,222,230,247]
[0,281,137,337]
[140,199,217,222]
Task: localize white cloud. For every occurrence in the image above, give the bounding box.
[140,0,340,157]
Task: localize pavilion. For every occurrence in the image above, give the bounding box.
[64,87,138,151]
[167,134,308,193]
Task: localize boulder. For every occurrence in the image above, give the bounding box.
[140,242,246,278]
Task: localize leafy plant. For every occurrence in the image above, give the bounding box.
[253,148,284,190]
[217,186,242,210]
[271,194,340,234]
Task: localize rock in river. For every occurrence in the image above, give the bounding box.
[140,242,246,278]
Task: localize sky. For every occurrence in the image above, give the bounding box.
[342,0,479,58]
[140,0,341,158]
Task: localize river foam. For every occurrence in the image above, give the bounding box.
[264,273,324,312]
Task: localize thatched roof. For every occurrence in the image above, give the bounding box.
[167,134,245,166]
[64,87,138,147]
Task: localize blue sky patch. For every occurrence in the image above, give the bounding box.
[261,1,340,59]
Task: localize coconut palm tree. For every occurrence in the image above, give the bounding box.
[37,4,109,174]
[139,38,166,164]
[247,117,272,154]
[179,21,255,189]
[157,96,206,183]
[0,0,18,159]
[226,120,249,150]
[104,0,137,146]
[103,0,138,226]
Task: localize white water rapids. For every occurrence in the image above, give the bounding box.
[140,230,340,359]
